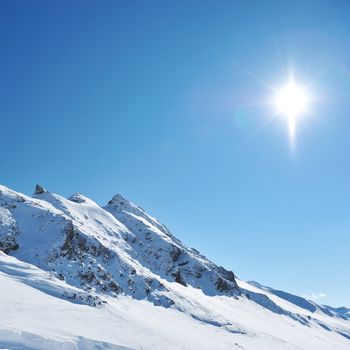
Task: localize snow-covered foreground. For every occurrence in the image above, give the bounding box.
[0,253,349,350]
[0,185,349,349]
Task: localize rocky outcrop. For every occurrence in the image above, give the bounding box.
[34,184,46,195]
[173,270,187,286]
[0,207,19,254]
[0,239,19,254]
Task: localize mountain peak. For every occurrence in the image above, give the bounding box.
[107,193,130,208]
[34,184,46,195]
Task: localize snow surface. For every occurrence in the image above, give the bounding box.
[0,185,349,349]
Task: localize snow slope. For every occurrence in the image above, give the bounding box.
[0,184,238,304]
[0,184,349,350]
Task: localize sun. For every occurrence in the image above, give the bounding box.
[275,79,309,117]
[273,75,311,147]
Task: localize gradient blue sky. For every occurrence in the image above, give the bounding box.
[1,1,349,306]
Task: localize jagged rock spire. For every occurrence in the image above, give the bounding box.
[34,184,46,195]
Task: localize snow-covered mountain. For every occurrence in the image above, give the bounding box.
[0,184,349,350]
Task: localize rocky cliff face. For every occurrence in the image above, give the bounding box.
[0,185,239,307]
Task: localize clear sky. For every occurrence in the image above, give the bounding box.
[1,1,349,306]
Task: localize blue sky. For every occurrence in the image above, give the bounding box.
[1,1,349,306]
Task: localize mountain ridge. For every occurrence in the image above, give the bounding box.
[0,184,349,350]
[0,184,239,306]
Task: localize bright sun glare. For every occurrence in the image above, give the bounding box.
[273,75,311,148]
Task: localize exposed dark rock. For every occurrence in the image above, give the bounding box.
[0,240,19,254]
[80,271,95,283]
[195,272,202,278]
[215,277,231,292]
[170,245,181,262]
[218,266,237,285]
[34,184,46,195]
[173,270,187,286]
[0,216,19,254]
[108,281,122,294]
[61,222,77,259]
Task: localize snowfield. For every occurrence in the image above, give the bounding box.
[0,185,349,350]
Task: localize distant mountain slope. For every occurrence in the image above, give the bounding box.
[0,184,349,350]
[247,281,338,317]
[322,305,350,320]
